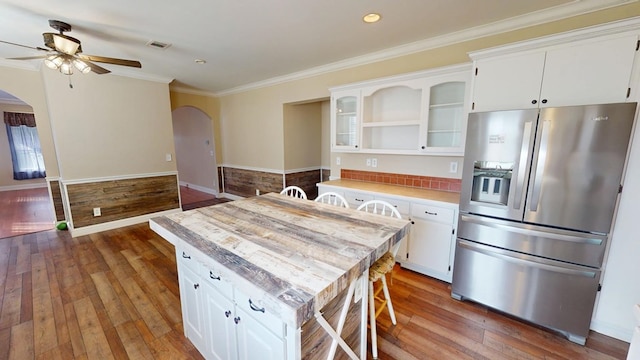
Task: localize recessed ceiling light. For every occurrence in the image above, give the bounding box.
[363,13,381,23]
[195,59,206,64]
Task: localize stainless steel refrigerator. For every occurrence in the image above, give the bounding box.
[452,102,637,345]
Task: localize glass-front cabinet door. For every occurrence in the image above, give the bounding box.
[331,90,360,151]
[421,73,470,155]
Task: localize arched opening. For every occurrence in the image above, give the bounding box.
[171,106,223,209]
[0,89,55,239]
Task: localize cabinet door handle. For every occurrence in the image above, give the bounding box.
[225,310,231,318]
[355,145,358,148]
[182,252,191,259]
[421,145,426,149]
[425,211,438,216]
[209,271,221,281]
[234,316,241,324]
[531,99,537,104]
[411,220,415,225]
[541,99,548,104]
[193,283,199,290]
[249,299,266,313]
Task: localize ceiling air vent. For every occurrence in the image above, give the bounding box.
[146,40,171,50]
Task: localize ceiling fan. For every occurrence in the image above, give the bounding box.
[0,19,141,75]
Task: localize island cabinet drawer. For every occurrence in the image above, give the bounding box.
[375,195,410,215]
[344,191,374,208]
[177,249,201,273]
[200,265,234,299]
[411,203,455,224]
[234,290,285,338]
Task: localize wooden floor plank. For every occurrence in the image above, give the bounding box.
[90,271,130,327]
[115,321,154,359]
[73,297,114,360]
[9,320,34,360]
[63,301,86,358]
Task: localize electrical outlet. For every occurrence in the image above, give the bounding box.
[336,156,341,165]
[366,158,371,167]
[93,207,101,217]
[371,158,378,168]
[256,189,260,196]
[165,153,172,161]
[449,161,458,173]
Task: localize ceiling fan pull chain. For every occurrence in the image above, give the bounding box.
[68,75,73,89]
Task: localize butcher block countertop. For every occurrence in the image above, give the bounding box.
[318,179,460,205]
[149,192,410,328]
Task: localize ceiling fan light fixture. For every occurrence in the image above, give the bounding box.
[44,54,63,69]
[59,59,73,75]
[73,59,91,74]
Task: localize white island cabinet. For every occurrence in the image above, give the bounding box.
[318,180,459,283]
[150,193,409,360]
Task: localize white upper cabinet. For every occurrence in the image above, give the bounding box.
[331,89,360,151]
[471,30,639,112]
[330,63,471,156]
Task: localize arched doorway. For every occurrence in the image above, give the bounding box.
[0,89,55,239]
[171,106,219,207]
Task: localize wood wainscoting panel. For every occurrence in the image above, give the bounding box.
[49,180,66,222]
[285,169,321,200]
[222,167,283,197]
[67,175,179,228]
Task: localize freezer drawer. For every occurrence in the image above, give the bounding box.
[451,239,600,345]
[457,214,607,268]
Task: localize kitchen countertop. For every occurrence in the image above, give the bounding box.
[318,179,460,205]
[149,192,410,328]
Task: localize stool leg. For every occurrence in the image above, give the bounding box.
[369,280,378,359]
[380,275,396,325]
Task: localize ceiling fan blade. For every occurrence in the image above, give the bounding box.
[83,60,111,75]
[6,55,48,60]
[0,39,49,52]
[78,54,141,68]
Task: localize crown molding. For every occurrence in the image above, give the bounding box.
[214,0,638,97]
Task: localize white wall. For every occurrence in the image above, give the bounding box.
[41,69,175,180]
[172,106,217,193]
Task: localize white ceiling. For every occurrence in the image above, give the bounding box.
[0,0,635,97]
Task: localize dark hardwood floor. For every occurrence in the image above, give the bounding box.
[0,191,631,359]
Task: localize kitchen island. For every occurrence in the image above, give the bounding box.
[149,192,410,359]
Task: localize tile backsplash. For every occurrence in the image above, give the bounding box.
[341,169,461,193]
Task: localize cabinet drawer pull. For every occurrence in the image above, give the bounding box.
[531,99,537,105]
[182,252,191,259]
[355,198,365,202]
[249,299,265,313]
[209,271,221,281]
[425,211,438,216]
[193,283,199,290]
[234,316,241,324]
[225,310,231,318]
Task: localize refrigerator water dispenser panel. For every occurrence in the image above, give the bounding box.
[471,161,512,206]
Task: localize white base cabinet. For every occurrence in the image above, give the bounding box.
[318,184,458,283]
[177,248,289,360]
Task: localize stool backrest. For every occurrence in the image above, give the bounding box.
[280,185,307,200]
[314,192,349,208]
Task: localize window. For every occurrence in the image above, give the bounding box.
[4,112,46,180]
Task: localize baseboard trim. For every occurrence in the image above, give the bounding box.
[179,181,218,196]
[220,192,244,201]
[69,208,182,238]
[590,319,633,343]
[0,182,48,191]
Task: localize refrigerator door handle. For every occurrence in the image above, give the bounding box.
[530,120,551,212]
[460,214,604,245]
[513,121,533,210]
[457,239,598,278]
